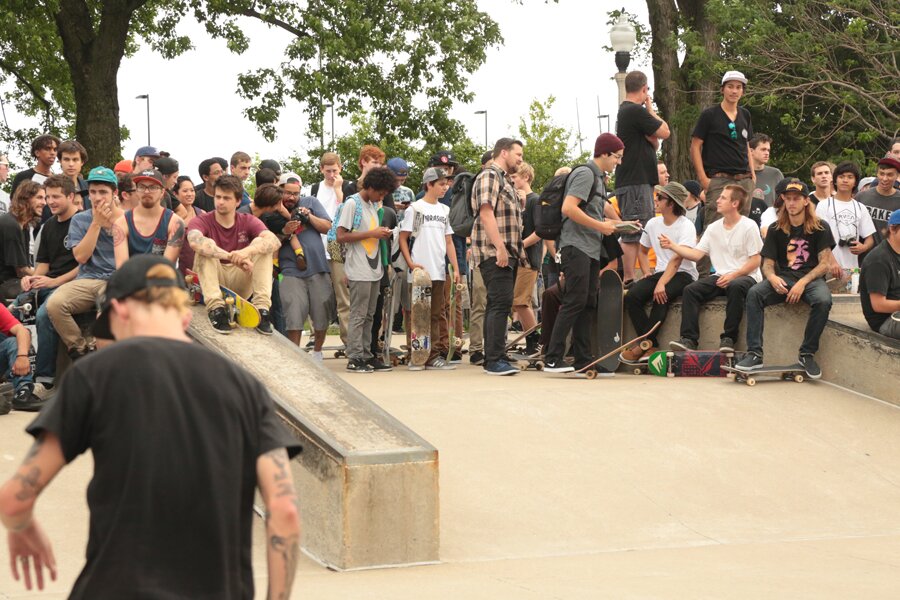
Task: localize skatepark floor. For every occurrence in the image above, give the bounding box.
[2,337,900,599]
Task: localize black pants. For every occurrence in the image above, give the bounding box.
[546,246,600,365]
[624,271,694,346]
[479,257,517,364]
[680,275,756,343]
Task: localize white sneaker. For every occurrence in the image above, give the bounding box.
[310,351,324,362]
[32,382,56,400]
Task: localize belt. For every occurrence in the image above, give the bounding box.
[712,172,753,181]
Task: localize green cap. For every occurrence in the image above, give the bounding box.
[87,166,118,187]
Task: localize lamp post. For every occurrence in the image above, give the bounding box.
[324,103,335,150]
[135,94,150,145]
[474,110,488,150]
[609,15,636,106]
[598,114,610,134]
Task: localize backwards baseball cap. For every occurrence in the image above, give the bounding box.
[428,150,459,168]
[135,145,160,158]
[888,209,900,226]
[93,255,186,340]
[278,172,302,186]
[133,169,165,187]
[721,70,748,86]
[87,166,118,187]
[154,156,179,175]
[386,157,409,176]
[654,182,689,208]
[683,180,703,198]
[775,177,809,197]
[422,167,450,184]
[877,156,900,172]
[259,159,282,175]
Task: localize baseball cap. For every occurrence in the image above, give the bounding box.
[132,169,165,187]
[113,159,133,174]
[422,167,450,184]
[683,180,702,198]
[135,145,160,158]
[278,172,302,186]
[93,255,186,340]
[428,150,459,168]
[877,157,900,172]
[775,177,809,197]
[888,209,900,226]
[858,176,876,191]
[87,166,118,187]
[259,159,282,175]
[654,182,689,208]
[386,158,409,176]
[154,156,179,175]
[721,70,748,86]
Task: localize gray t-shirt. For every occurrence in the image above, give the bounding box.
[337,194,383,282]
[559,162,606,258]
[754,165,784,208]
[278,196,331,279]
[856,187,900,244]
[67,210,116,280]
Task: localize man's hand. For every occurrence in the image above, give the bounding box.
[12,356,30,377]
[453,270,461,284]
[228,251,254,273]
[282,221,301,236]
[653,283,668,304]
[597,220,617,236]
[716,272,736,288]
[644,95,654,111]
[699,175,711,191]
[409,262,425,273]
[93,198,115,228]
[8,521,57,591]
[786,279,807,304]
[495,244,509,268]
[372,226,392,240]
[658,234,672,249]
[768,274,789,295]
[331,174,343,189]
[830,261,844,280]
[20,276,33,292]
[848,240,865,256]
[26,276,54,290]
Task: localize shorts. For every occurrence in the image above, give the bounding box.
[513,267,538,307]
[615,184,654,242]
[280,272,333,331]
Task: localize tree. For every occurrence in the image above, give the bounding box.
[0,0,502,169]
[517,96,588,191]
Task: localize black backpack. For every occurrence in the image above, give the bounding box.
[448,172,477,237]
[533,165,598,240]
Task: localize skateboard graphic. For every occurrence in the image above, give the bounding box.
[646,350,746,377]
[551,322,660,379]
[591,270,625,373]
[380,271,407,366]
[184,268,261,329]
[722,364,809,386]
[409,267,432,368]
[7,293,38,374]
[446,264,464,363]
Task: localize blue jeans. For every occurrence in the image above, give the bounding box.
[745,275,832,356]
[0,336,33,392]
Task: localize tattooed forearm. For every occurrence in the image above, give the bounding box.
[265,448,295,498]
[13,466,42,502]
[187,230,230,259]
[23,438,44,464]
[761,257,775,279]
[269,533,299,600]
[167,220,185,248]
[246,231,281,256]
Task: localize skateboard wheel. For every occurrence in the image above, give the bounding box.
[225,297,235,305]
[585,369,597,380]
[519,364,527,371]
[793,374,805,383]
[390,356,400,367]
[535,361,544,371]
[726,372,735,380]
[633,367,643,376]
[334,351,341,359]
[639,340,652,351]
[746,377,757,386]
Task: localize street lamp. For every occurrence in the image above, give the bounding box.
[609,15,636,105]
[324,103,335,150]
[135,94,150,145]
[474,110,488,150]
[598,114,610,134]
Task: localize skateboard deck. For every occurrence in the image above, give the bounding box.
[592,270,624,373]
[409,267,432,368]
[7,293,38,373]
[646,350,745,377]
[555,321,660,379]
[509,352,545,371]
[381,270,395,365]
[722,364,808,386]
[446,264,464,363]
[184,268,260,328]
[505,323,539,353]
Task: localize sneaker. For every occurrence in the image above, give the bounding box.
[544,360,574,374]
[0,393,10,416]
[67,347,88,361]
[446,353,462,365]
[735,352,764,371]
[209,307,232,334]
[346,359,374,373]
[425,357,456,371]
[32,383,55,400]
[719,337,735,353]
[483,360,519,376]
[408,364,425,371]
[305,340,315,350]
[310,351,324,362]
[669,338,698,351]
[799,354,821,379]
[256,309,274,335]
[12,386,46,412]
[469,350,485,366]
[892,311,900,323]
[367,358,393,372]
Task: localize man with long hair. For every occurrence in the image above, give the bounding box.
[0,182,45,298]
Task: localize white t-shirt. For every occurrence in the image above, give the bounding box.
[401,199,452,282]
[815,197,876,269]
[337,195,383,282]
[316,183,339,259]
[0,189,9,214]
[641,215,699,280]
[759,206,778,232]
[696,216,763,282]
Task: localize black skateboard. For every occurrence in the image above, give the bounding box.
[591,270,624,373]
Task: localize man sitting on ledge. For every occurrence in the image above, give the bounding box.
[860,209,900,340]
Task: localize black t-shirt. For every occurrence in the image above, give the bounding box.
[0,212,28,284]
[691,104,753,175]
[749,198,767,227]
[614,101,663,187]
[35,214,78,278]
[523,192,542,269]
[808,192,825,206]
[194,185,215,212]
[27,337,301,599]
[859,240,900,331]
[761,222,835,278]
[856,188,900,244]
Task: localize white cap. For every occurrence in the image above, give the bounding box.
[721,70,748,86]
[278,172,302,186]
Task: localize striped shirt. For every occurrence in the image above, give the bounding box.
[470,164,527,267]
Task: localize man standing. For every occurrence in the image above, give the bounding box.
[509,162,542,356]
[807,161,834,206]
[859,209,900,339]
[10,135,60,199]
[691,70,756,224]
[56,140,90,209]
[470,138,527,376]
[856,157,900,245]
[0,254,302,598]
[193,157,227,212]
[615,71,671,284]
[815,162,875,276]
[749,134,784,208]
[230,151,253,208]
[0,182,44,297]
[112,169,184,266]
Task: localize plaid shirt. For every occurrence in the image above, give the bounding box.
[470,164,527,267]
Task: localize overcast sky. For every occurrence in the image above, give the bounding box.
[6,0,651,182]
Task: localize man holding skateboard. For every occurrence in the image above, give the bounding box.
[661,184,762,353]
[735,178,835,378]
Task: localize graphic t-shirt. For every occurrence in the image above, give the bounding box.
[815,197,877,270]
[753,166,784,208]
[856,187,900,244]
[640,215,699,279]
[615,101,663,187]
[691,105,753,175]
[0,212,28,285]
[696,216,763,282]
[401,199,452,282]
[36,214,78,278]
[859,240,900,331]
[186,212,268,261]
[67,210,116,280]
[337,194,383,282]
[761,222,835,278]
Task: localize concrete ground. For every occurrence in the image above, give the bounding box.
[2,339,900,599]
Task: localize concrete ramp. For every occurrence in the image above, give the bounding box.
[187,306,439,570]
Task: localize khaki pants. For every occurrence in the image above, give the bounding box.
[46,279,106,352]
[195,254,273,311]
[330,259,350,344]
[468,267,487,352]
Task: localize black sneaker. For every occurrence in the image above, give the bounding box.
[209,307,232,334]
[469,350,484,366]
[719,337,735,353]
[67,347,87,362]
[544,360,574,374]
[735,352,764,372]
[12,385,46,412]
[799,354,821,379]
[346,359,374,373]
[669,338,698,351]
[367,358,393,372]
[256,309,274,335]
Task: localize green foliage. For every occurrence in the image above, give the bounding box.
[517,97,589,191]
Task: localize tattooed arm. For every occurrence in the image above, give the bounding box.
[164,215,185,264]
[257,448,301,600]
[112,215,130,268]
[187,229,232,261]
[238,230,281,259]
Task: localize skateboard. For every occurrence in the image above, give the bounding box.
[409,267,432,368]
[446,265,465,363]
[505,323,539,353]
[7,293,38,373]
[591,270,624,373]
[380,271,407,366]
[722,364,809,386]
[553,322,660,379]
[509,352,545,371]
[184,268,261,329]
[646,350,745,377]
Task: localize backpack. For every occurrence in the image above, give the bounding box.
[448,172,477,237]
[326,194,365,262]
[533,165,598,240]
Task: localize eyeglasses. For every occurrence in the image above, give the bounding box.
[136,184,162,193]
[612,153,624,160]
[396,172,408,177]
[728,122,737,141]
[282,191,299,199]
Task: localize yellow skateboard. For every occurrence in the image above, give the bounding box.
[185,268,261,329]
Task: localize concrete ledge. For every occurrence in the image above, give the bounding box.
[187,306,439,571]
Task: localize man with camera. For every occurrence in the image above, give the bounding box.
[815,161,876,281]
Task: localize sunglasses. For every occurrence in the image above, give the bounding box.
[728,122,737,141]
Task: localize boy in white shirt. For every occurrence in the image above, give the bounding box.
[660,184,762,352]
[814,161,876,279]
[398,167,460,370]
[622,182,699,361]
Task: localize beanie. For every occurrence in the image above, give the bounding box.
[594,133,624,158]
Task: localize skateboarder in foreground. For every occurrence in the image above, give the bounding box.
[735,178,835,378]
[0,255,302,598]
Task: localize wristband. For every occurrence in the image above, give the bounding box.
[16,354,28,358]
